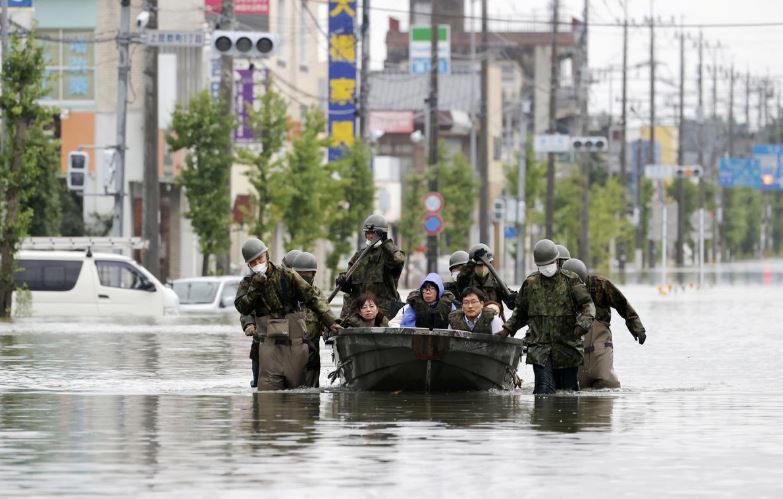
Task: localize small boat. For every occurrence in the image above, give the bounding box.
[330,327,526,392]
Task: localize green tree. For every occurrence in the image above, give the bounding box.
[24,130,63,236]
[325,141,375,282]
[436,147,478,253]
[278,107,332,249]
[236,84,289,240]
[166,91,234,276]
[399,169,428,288]
[0,34,59,317]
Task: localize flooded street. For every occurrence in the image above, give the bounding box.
[2,267,783,497]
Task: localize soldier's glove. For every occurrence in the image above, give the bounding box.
[506,291,519,306]
[472,247,488,261]
[574,325,589,337]
[634,331,647,345]
[375,229,388,241]
[243,324,256,337]
[329,323,343,335]
[496,326,511,338]
[251,272,267,286]
[335,273,351,292]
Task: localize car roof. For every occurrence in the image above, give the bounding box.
[172,276,243,283]
[16,250,135,261]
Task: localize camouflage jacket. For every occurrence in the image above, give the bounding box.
[234,262,336,329]
[504,269,595,368]
[586,275,646,336]
[455,261,516,309]
[341,239,405,315]
[448,308,496,334]
[301,285,331,342]
[405,289,456,329]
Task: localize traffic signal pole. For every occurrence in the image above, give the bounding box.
[217,0,234,275]
[142,0,160,277]
[426,0,439,274]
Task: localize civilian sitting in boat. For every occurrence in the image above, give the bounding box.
[342,293,390,328]
[448,287,504,334]
[398,273,458,330]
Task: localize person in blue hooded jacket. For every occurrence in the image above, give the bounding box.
[400,273,458,329]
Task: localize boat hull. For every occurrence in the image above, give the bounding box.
[332,327,526,392]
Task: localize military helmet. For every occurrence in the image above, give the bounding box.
[242,238,269,263]
[282,249,302,269]
[556,244,571,260]
[562,258,588,282]
[292,251,318,272]
[363,214,389,233]
[533,239,559,266]
[468,243,494,263]
[448,250,470,270]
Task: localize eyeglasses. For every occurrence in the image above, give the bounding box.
[462,299,482,306]
[422,285,437,292]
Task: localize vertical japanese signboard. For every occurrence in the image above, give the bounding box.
[328,0,357,161]
[234,68,255,143]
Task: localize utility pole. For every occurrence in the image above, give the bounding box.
[618,11,629,277]
[675,28,685,267]
[578,0,589,264]
[729,66,735,157]
[722,66,736,262]
[545,0,559,239]
[358,0,370,139]
[1,0,8,59]
[515,100,527,282]
[217,0,234,274]
[142,0,160,277]
[113,0,131,239]
[426,0,439,273]
[697,31,705,285]
[745,70,751,135]
[640,10,655,268]
[469,0,477,187]
[479,0,490,243]
[710,50,719,263]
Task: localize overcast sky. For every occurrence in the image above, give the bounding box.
[368,0,783,137]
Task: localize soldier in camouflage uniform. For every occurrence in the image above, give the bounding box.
[448,287,503,334]
[291,251,331,388]
[562,258,647,389]
[556,244,571,268]
[499,239,595,394]
[444,250,469,298]
[281,249,302,269]
[455,243,517,308]
[235,238,340,390]
[337,214,405,319]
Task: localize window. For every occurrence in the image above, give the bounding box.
[96,261,150,290]
[15,260,83,292]
[172,281,220,305]
[39,30,95,102]
[221,282,239,303]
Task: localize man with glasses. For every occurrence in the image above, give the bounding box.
[448,287,503,334]
[399,273,457,330]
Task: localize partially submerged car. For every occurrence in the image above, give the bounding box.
[171,276,242,314]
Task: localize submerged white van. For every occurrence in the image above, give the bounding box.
[13,249,179,318]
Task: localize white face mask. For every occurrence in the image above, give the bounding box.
[539,263,558,278]
[451,271,459,280]
[251,262,267,274]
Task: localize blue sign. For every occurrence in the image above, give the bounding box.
[752,144,783,190]
[327,1,357,162]
[410,58,449,75]
[8,0,33,7]
[719,158,762,188]
[504,226,518,239]
[423,214,444,236]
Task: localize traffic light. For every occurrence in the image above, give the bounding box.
[675,166,703,177]
[67,151,88,192]
[571,136,607,152]
[492,199,505,223]
[211,31,279,57]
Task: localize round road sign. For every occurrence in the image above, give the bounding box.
[423,213,444,236]
[422,191,445,213]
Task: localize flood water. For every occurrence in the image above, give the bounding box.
[2,264,783,497]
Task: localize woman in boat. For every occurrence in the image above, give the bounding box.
[342,292,390,328]
[398,273,457,330]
